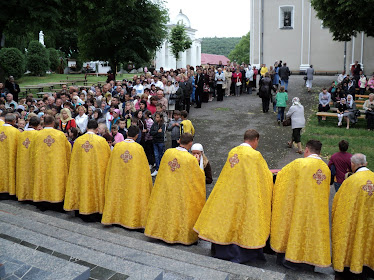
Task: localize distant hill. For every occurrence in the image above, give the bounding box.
[200,37,241,57]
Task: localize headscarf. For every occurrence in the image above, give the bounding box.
[191,143,208,170]
[292,97,301,106]
[60,108,73,122]
[347,94,354,107]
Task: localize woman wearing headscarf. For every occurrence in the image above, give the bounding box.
[59,108,77,133]
[286,97,305,154]
[344,94,357,129]
[191,143,213,184]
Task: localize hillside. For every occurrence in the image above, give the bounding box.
[200,37,241,57]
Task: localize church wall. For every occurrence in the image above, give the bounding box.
[251,0,374,74]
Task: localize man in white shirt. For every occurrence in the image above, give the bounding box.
[133,79,144,96]
[215,68,225,101]
[153,76,164,90]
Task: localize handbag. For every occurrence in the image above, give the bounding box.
[203,84,210,92]
[303,76,307,81]
[282,117,291,126]
[236,76,242,86]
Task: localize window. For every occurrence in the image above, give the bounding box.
[279,6,294,29]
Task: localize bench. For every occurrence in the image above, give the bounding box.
[356,94,370,99]
[329,101,363,107]
[329,108,365,114]
[316,112,365,120]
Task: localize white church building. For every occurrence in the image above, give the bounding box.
[250,0,374,73]
[155,10,201,70]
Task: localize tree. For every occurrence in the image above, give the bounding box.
[311,0,374,41]
[26,41,49,76]
[169,23,192,67]
[0,0,63,49]
[201,37,241,57]
[47,48,59,72]
[228,32,250,64]
[0,48,25,78]
[76,0,168,79]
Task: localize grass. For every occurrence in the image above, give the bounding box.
[302,114,373,170]
[17,73,135,87]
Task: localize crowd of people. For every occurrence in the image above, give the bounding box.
[0,63,373,279]
[318,62,374,130]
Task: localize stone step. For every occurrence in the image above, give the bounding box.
[0,202,287,280]
[0,201,336,279]
[0,238,90,280]
[0,220,163,280]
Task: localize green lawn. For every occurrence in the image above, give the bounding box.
[17,73,135,87]
[302,114,373,170]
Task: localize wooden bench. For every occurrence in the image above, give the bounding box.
[316,112,365,120]
[329,101,363,107]
[329,108,365,113]
[356,94,370,99]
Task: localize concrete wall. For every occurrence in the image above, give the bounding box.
[251,0,374,74]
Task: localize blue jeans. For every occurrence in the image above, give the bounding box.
[277,107,285,121]
[334,182,342,192]
[281,80,289,91]
[153,142,165,170]
[273,101,277,112]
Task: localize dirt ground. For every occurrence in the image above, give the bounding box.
[188,75,335,195]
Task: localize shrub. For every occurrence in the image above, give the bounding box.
[26,40,49,76]
[0,48,25,78]
[47,48,59,72]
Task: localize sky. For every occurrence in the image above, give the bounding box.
[164,0,251,38]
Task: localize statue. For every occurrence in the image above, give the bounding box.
[39,31,45,46]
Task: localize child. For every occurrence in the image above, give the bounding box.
[337,98,347,127]
[102,133,114,151]
[118,118,128,138]
[110,124,124,145]
[180,110,195,136]
[150,112,166,176]
[275,86,288,124]
[154,103,168,123]
[167,110,182,148]
[17,119,26,132]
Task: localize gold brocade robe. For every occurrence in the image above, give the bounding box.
[332,170,374,273]
[271,157,331,267]
[0,125,20,194]
[0,120,4,126]
[64,133,111,214]
[101,140,152,229]
[32,128,71,202]
[16,129,38,200]
[145,148,205,245]
[194,145,273,248]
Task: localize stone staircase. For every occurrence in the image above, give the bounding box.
[0,200,335,280]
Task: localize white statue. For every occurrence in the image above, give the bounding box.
[39,31,45,46]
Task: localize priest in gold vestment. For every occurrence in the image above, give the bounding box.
[145,133,205,245]
[0,113,20,196]
[64,120,111,216]
[16,116,40,201]
[194,129,273,263]
[332,153,374,278]
[32,115,71,206]
[102,126,152,229]
[271,140,331,269]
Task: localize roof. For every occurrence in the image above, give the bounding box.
[201,53,230,66]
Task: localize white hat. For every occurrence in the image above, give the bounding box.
[191,143,204,152]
